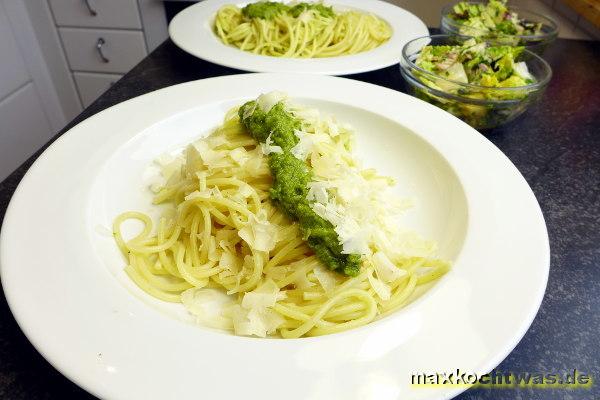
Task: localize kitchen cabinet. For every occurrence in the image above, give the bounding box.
[30,0,168,115]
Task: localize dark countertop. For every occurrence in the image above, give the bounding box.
[1,37,599,399]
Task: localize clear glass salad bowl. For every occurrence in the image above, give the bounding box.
[440,2,558,54]
[400,35,552,130]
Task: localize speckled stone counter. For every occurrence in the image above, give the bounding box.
[1,36,599,399]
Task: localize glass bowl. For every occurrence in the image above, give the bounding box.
[400,35,552,130]
[440,2,558,54]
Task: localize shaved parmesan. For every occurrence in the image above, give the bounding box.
[373,251,406,283]
[191,141,230,169]
[289,130,315,160]
[292,271,315,289]
[238,183,254,198]
[244,148,268,177]
[181,288,234,330]
[260,133,283,155]
[257,91,287,113]
[326,117,340,137]
[229,147,250,165]
[336,221,370,255]
[238,214,279,252]
[290,105,320,123]
[307,181,330,204]
[242,279,283,309]
[219,251,242,273]
[207,135,227,148]
[368,273,391,300]
[311,202,344,226]
[313,265,337,293]
[232,306,284,337]
[146,153,184,192]
[231,305,264,337]
[233,280,285,337]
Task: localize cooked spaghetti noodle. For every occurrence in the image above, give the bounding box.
[113,94,449,338]
[213,2,392,58]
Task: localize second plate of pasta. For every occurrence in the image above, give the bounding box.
[169,0,429,74]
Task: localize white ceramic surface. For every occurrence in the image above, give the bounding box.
[168,0,429,75]
[0,74,549,400]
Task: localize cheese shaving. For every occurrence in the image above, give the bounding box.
[260,133,283,155]
[238,214,279,252]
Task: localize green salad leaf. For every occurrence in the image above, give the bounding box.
[450,0,542,38]
[416,38,534,95]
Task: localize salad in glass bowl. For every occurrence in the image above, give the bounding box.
[441,0,558,53]
[400,35,552,130]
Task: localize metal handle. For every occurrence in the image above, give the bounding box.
[83,0,97,16]
[96,38,109,63]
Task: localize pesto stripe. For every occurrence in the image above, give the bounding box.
[239,101,361,276]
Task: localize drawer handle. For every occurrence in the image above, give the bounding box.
[83,0,98,16]
[96,38,109,63]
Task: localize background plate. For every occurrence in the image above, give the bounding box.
[168,0,429,75]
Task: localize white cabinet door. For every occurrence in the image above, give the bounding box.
[0,84,53,182]
[0,1,54,181]
[0,1,29,99]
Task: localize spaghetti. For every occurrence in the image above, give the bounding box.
[113,94,449,338]
[213,1,392,58]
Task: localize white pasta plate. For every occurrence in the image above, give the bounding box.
[0,74,549,400]
[168,0,429,74]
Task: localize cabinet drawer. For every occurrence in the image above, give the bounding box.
[48,0,141,29]
[60,28,146,74]
[74,72,122,107]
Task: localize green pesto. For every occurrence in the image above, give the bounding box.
[241,1,336,20]
[289,3,335,18]
[242,2,289,20]
[239,101,361,276]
